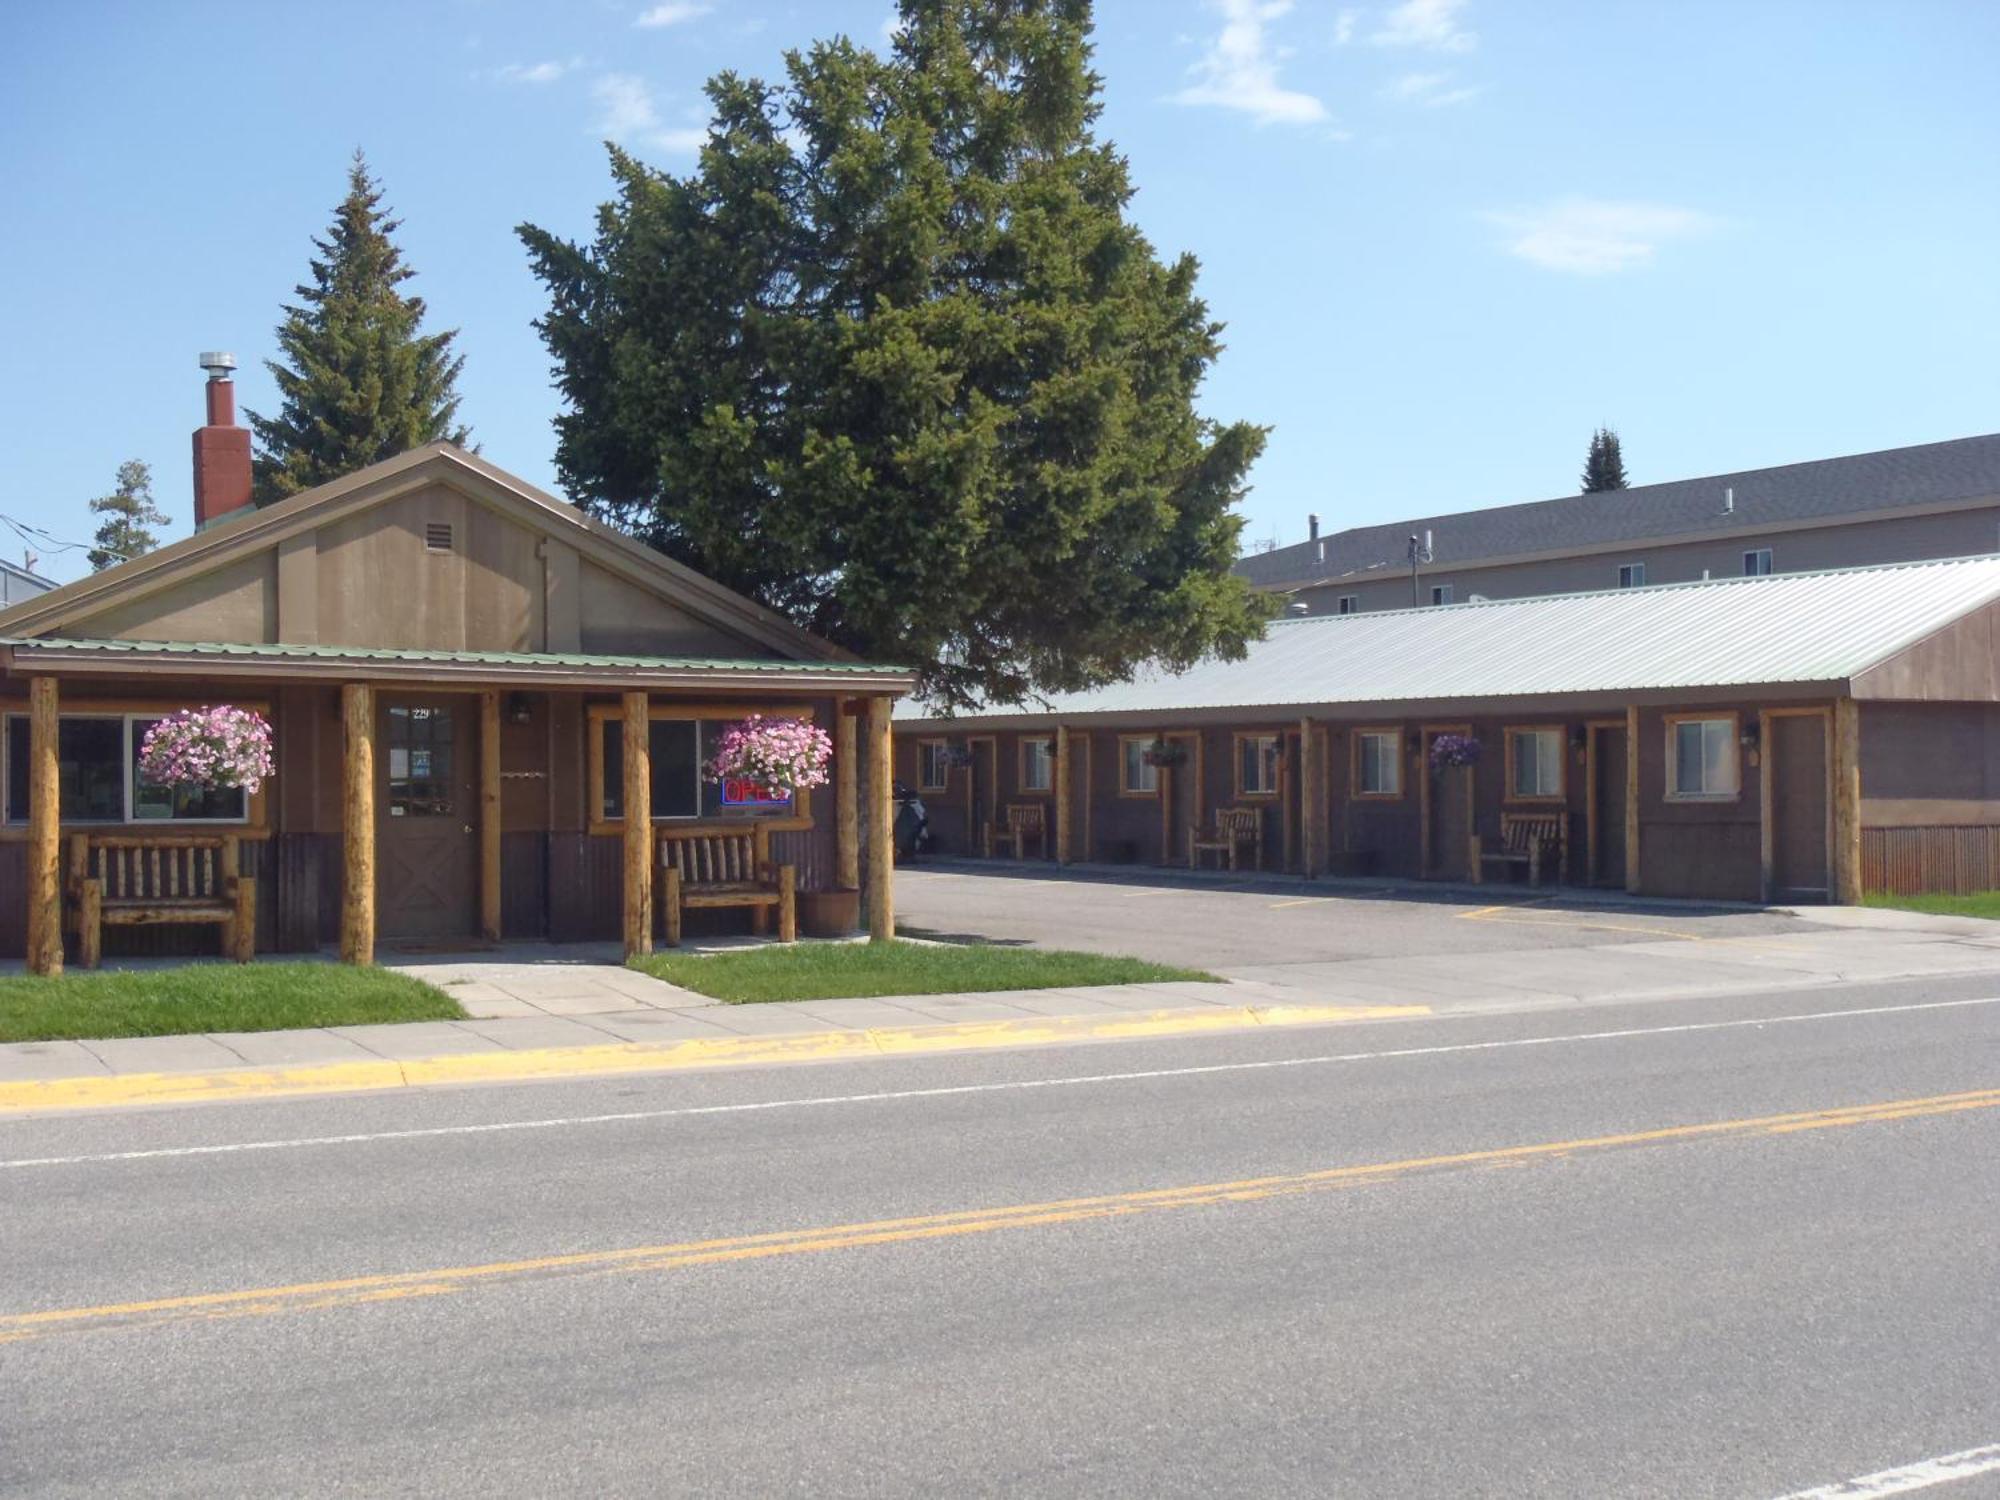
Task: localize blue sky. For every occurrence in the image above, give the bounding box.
[3,0,1996,584]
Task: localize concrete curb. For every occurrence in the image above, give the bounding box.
[0,1001,1431,1116]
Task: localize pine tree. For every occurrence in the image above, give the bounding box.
[1581,427,1630,492]
[248,152,470,504]
[519,0,1272,709]
[86,459,169,571]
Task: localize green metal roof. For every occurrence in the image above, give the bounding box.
[0,636,913,677]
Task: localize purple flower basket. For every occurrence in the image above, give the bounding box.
[1427,733,1482,772]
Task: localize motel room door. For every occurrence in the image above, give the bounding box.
[1769,712,1832,902]
[1423,728,1473,881]
[1592,722,1629,887]
[377,696,482,944]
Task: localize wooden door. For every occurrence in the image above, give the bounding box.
[1162,734,1200,865]
[1423,729,1473,880]
[1593,724,1629,887]
[1770,713,1831,901]
[970,738,995,856]
[378,697,481,943]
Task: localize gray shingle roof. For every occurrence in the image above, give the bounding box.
[898,555,2000,724]
[1235,432,2000,590]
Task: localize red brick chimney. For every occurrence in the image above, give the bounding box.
[192,351,253,528]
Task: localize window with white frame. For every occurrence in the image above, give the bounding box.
[1508,727,1565,799]
[1020,737,1054,792]
[1669,717,1740,798]
[1743,548,1773,576]
[1121,738,1159,795]
[1618,562,1646,588]
[1356,730,1402,797]
[1431,584,1454,606]
[3,713,249,825]
[918,740,950,793]
[1336,595,1359,616]
[1238,734,1280,796]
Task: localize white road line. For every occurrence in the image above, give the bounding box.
[1769,1442,2000,1498]
[4,994,1997,1171]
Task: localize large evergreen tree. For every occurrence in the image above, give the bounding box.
[518,0,1271,709]
[1581,427,1630,492]
[86,459,168,571]
[249,153,469,504]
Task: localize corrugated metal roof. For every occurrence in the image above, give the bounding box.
[902,555,2000,722]
[1235,431,2000,589]
[0,636,913,675]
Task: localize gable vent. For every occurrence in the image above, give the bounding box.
[424,522,454,553]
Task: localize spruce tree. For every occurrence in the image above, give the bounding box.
[1581,427,1630,492]
[86,459,169,571]
[249,153,469,504]
[519,0,1272,711]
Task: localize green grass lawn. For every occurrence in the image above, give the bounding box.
[630,939,1216,1004]
[1863,890,2000,920]
[0,963,464,1043]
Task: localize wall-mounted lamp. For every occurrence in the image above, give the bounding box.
[506,692,534,725]
[1739,721,1760,750]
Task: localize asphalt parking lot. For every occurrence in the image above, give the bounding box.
[896,861,1814,973]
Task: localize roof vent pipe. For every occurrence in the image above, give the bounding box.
[1723,486,1734,514]
[1308,513,1320,540]
[1316,539,1326,563]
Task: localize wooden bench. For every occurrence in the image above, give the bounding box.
[67,833,256,968]
[657,824,797,947]
[1471,812,1568,888]
[989,803,1048,860]
[1190,806,1263,871]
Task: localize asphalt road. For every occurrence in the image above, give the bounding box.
[3,972,1998,1498]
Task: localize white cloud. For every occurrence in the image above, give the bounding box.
[635,2,711,27]
[1380,70,1480,107]
[593,74,707,154]
[1333,9,1360,44]
[1487,198,1714,275]
[1371,0,1475,52]
[1172,0,1328,128]
[495,58,578,85]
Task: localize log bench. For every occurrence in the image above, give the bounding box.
[658,824,797,947]
[67,833,256,968]
[1190,806,1263,872]
[988,803,1048,860]
[1471,812,1568,888]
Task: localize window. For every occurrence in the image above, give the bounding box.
[918,740,950,793]
[1743,548,1773,576]
[1120,737,1159,795]
[1355,730,1402,798]
[1668,716,1740,799]
[4,713,248,825]
[1336,595,1359,616]
[1430,584,1454,606]
[597,714,795,823]
[1507,727,1565,800]
[1237,734,1280,797]
[1618,562,1646,588]
[1020,737,1054,792]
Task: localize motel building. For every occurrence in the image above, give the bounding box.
[0,366,914,975]
[895,555,2000,905]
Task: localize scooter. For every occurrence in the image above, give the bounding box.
[893,780,934,861]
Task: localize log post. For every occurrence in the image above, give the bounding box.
[340,683,376,965]
[1299,716,1319,879]
[622,690,652,959]
[480,689,503,943]
[864,696,894,941]
[1833,697,1863,903]
[835,700,859,891]
[1624,704,1642,895]
[25,676,61,976]
[1054,725,1072,864]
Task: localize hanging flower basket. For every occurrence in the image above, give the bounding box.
[136,706,275,794]
[705,714,834,796]
[1143,739,1188,769]
[1427,733,1482,772]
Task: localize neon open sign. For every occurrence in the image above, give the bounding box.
[720,777,792,809]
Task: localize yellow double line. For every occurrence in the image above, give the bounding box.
[6,1085,1994,1346]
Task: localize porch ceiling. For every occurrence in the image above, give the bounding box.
[0,637,916,696]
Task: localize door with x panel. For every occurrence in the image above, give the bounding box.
[377,697,481,943]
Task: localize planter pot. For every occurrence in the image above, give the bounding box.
[799,887,861,938]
